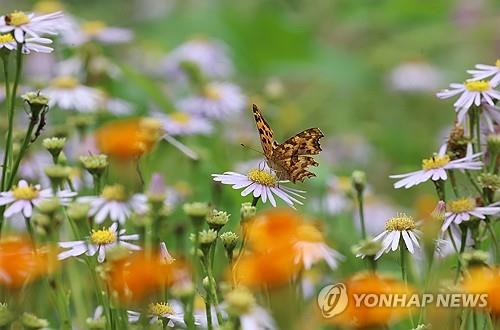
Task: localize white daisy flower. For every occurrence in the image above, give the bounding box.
[374,213,421,259]
[152,111,213,136]
[177,82,247,120]
[0,179,75,218]
[390,144,483,189]
[442,197,500,231]
[128,301,192,327]
[78,184,148,224]
[0,33,16,51]
[240,306,276,330]
[467,60,500,87]
[161,38,233,80]
[58,222,141,263]
[103,97,133,115]
[436,80,500,118]
[0,10,63,42]
[293,224,344,270]
[62,20,133,45]
[388,61,442,92]
[212,168,306,208]
[21,36,53,54]
[43,76,104,112]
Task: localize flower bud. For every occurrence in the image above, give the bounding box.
[21,312,49,329]
[206,209,230,231]
[183,202,210,228]
[42,137,66,163]
[351,239,382,258]
[240,202,256,222]
[224,287,255,316]
[170,281,195,300]
[0,303,14,327]
[478,173,500,191]
[66,202,90,221]
[351,170,366,194]
[198,229,217,250]
[21,92,49,118]
[220,231,239,253]
[461,250,489,268]
[80,154,108,177]
[37,197,61,215]
[487,134,500,155]
[44,164,71,187]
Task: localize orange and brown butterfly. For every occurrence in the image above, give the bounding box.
[251,104,324,183]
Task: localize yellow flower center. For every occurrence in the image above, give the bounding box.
[82,20,106,36]
[148,302,174,316]
[170,112,191,124]
[247,169,277,187]
[464,80,490,92]
[448,198,476,213]
[34,0,64,13]
[51,76,79,89]
[0,34,15,44]
[90,227,116,245]
[496,59,500,68]
[101,185,127,201]
[11,184,39,200]
[422,155,450,171]
[7,11,30,26]
[297,224,323,243]
[385,213,416,232]
[203,85,221,100]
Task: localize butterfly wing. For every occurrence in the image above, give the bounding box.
[273,128,324,183]
[252,104,278,158]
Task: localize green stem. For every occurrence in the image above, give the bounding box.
[0,54,10,191]
[465,170,482,195]
[205,296,213,330]
[454,226,468,283]
[6,117,37,189]
[400,241,406,283]
[357,190,366,240]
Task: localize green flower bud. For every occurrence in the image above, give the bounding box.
[487,134,500,155]
[351,239,382,258]
[198,229,217,248]
[42,137,66,163]
[66,203,90,221]
[224,287,255,316]
[80,154,109,176]
[21,92,49,117]
[170,281,195,300]
[20,313,49,329]
[462,250,490,268]
[206,209,230,231]
[478,173,500,191]
[183,202,210,228]
[220,231,238,255]
[351,170,366,194]
[37,197,61,215]
[0,303,14,327]
[44,164,71,186]
[240,202,256,222]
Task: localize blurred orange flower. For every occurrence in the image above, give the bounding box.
[321,273,414,328]
[95,118,163,160]
[0,236,57,288]
[462,267,500,316]
[232,245,299,288]
[107,251,189,303]
[245,208,303,252]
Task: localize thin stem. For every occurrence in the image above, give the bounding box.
[465,170,482,195]
[454,226,468,284]
[357,190,366,239]
[400,241,406,283]
[6,116,37,189]
[0,55,11,191]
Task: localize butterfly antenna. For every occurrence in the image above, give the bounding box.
[240,143,265,156]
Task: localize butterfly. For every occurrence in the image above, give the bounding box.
[252,104,324,183]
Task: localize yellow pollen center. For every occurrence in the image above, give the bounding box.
[82,21,106,36]
[148,302,174,316]
[11,185,39,200]
[297,225,323,243]
[0,34,15,43]
[203,85,221,100]
[496,59,500,68]
[422,155,450,171]
[464,80,490,92]
[101,185,127,201]
[385,214,416,232]
[448,198,476,213]
[247,169,277,187]
[170,112,191,124]
[7,11,30,26]
[34,1,64,13]
[90,228,116,245]
[51,76,79,89]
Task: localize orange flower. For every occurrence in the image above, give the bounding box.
[321,273,414,328]
[0,236,56,288]
[462,267,500,315]
[245,208,303,252]
[107,251,189,303]
[232,245,299,288]
[95,118,162,160]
